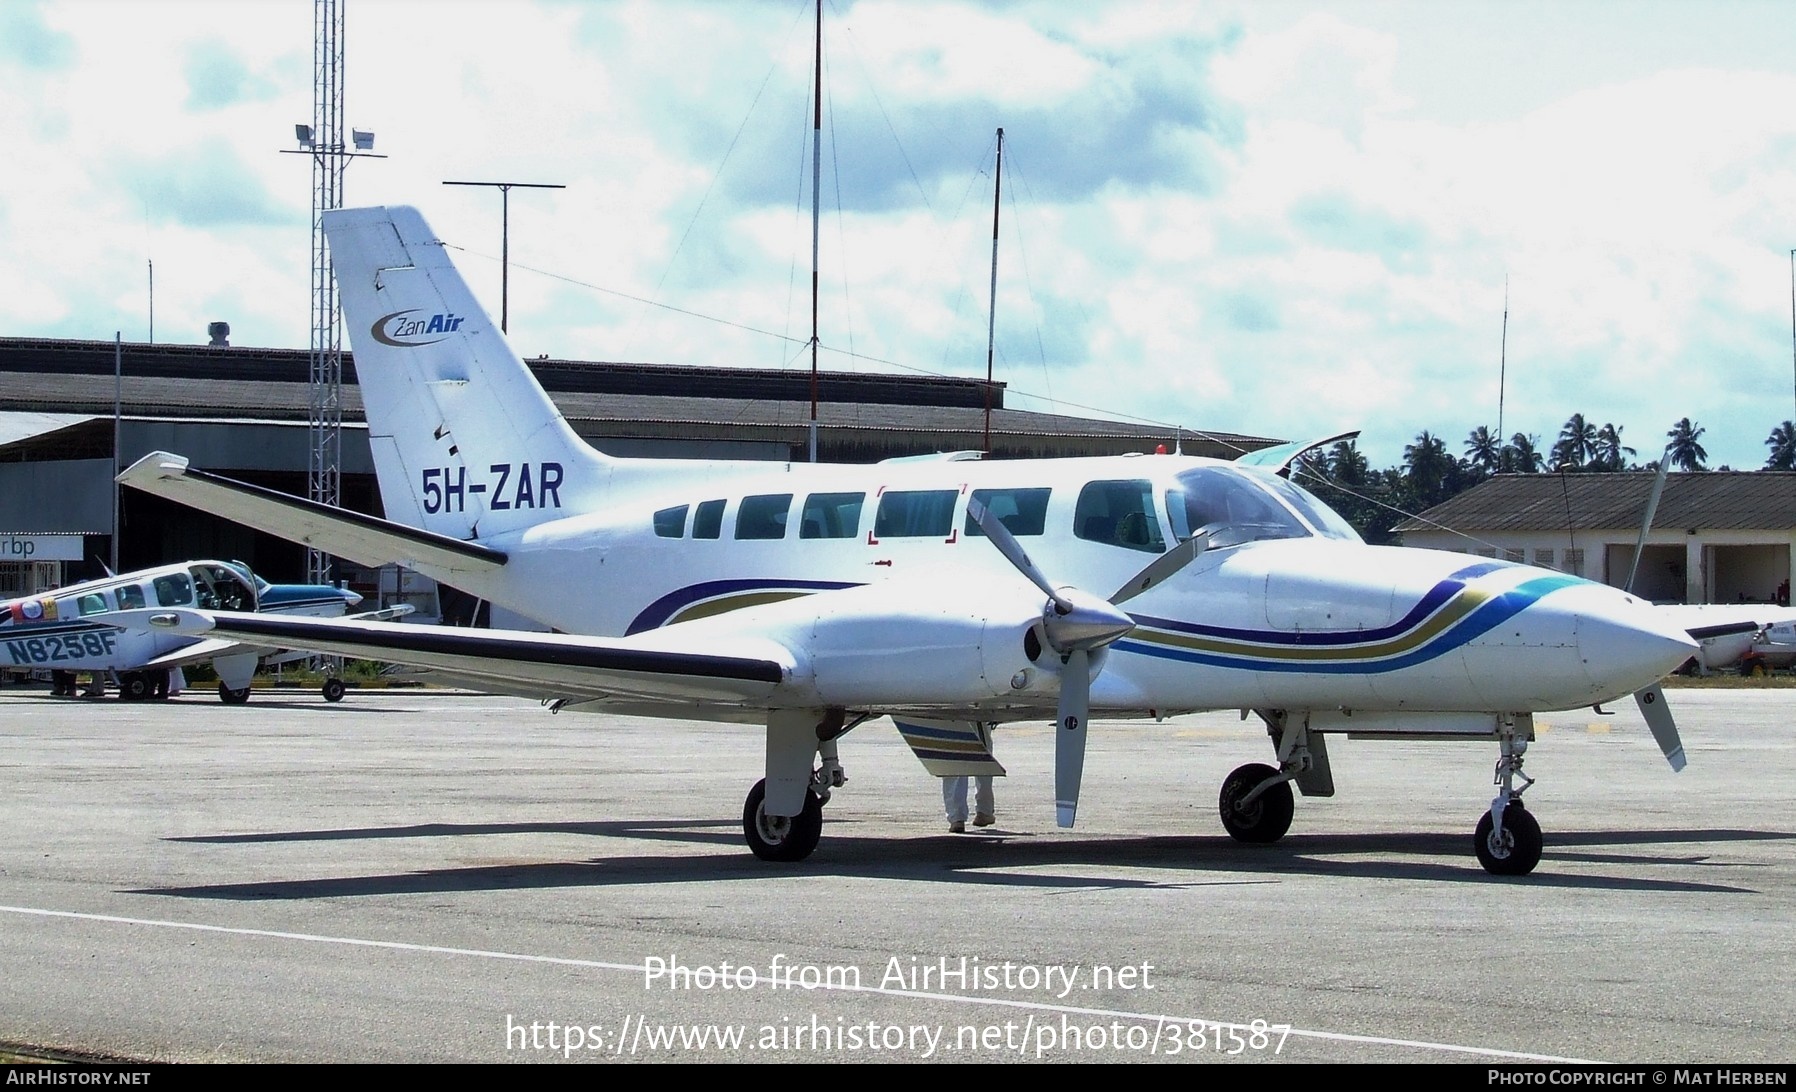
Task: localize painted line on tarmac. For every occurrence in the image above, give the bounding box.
[0,903,1596,1063]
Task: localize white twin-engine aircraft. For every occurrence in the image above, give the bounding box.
[115,205,1698,876]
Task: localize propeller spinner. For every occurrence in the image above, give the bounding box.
[967,498,1212,826]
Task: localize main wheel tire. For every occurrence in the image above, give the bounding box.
[1218,762,1295,844]
[321,677,347,703]
[120,672,151,701]
[154,671,171,700]
[742,778,823,862]
[1474,806,1543,876]
[218,683,251,705]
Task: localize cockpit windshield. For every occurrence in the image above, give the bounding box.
[1164,466,1360,547]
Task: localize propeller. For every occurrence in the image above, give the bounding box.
[968,499,1213,825]
[1623,451,1687,771]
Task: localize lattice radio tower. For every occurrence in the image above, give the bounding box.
[288,0,380,585]
[306,0,344,587]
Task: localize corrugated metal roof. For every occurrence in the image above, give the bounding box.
[0,368,1276,461]
[1397,472,1796,533]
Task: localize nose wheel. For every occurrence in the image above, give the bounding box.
[1476,726,1542,875]
[1475,802,1542,875]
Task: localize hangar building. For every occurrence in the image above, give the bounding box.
[1396,471,1796,607]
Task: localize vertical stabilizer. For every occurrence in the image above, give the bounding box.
[322,205,609,541]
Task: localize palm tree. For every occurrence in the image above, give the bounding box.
[1766,421,1796,471]
[1503,432,1545,473]
[1328,439,1370,487]
[1552,413,1598,470]
[1464,426,1501,477]
[1403,430,1459,508]
[1666,417,1708,471]
[1592,423,1635,472]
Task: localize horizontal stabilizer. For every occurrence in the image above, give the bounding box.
[117,452,506,573]
[112,609,789,708]
[893,718,1006,777]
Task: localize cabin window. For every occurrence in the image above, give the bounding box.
[964,487,1051,538]
[800,493,864,539]
[874,489,958,538]
[692,499,725,540]
[1073,480,1165,553]
[735,494,794,540]
[76,593,110,616]
[653,504,689,538]
[116,585,146,610]
[152,573,194,607]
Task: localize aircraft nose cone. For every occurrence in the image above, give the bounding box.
[343,589,364,607]
[1575,587,1698,689]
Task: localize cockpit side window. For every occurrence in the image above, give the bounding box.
[1073,480,1165,553]
[198,565,254,611]
[1255,473,1362,541]
[1164,467,1308,547]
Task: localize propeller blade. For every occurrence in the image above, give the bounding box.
[968,497,1071,614]
[1624,451,1673,594]
[1055,648,1091,828]
[1634,683,1686,771]
[1109,524,1220,606]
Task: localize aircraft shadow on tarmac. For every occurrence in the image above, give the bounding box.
[132,820,1792,900]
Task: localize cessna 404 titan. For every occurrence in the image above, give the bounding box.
[115,205,1697,875]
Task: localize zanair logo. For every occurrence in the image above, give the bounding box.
[372,310,466,347]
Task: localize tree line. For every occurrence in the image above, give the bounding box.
[1292,416,1796,544]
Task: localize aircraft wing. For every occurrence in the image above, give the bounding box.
[113,609,789,707]
[134,605,419,671]
[1656,603,1792,671]
[116,451,506,574]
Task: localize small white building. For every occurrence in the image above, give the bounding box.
[1395,472,1795,607]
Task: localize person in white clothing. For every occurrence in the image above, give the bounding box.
[943,775,995,833]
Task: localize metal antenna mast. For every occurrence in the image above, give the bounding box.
[983,127,1003,454]
[284,0,381,585]
[305,0,345,587]
[807,0,822,463]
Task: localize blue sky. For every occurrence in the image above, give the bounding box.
[4,0,1796,472]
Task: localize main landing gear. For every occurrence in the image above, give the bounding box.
[743,779,824,862]
[1219,710,1547,876]
[117,670,172,701]
[740,709,858,862]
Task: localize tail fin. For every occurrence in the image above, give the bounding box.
[323,205,609,541]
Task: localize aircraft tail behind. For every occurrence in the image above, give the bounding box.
[323,205,610,541]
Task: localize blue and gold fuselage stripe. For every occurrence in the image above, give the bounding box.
[1120,573,1580,674]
